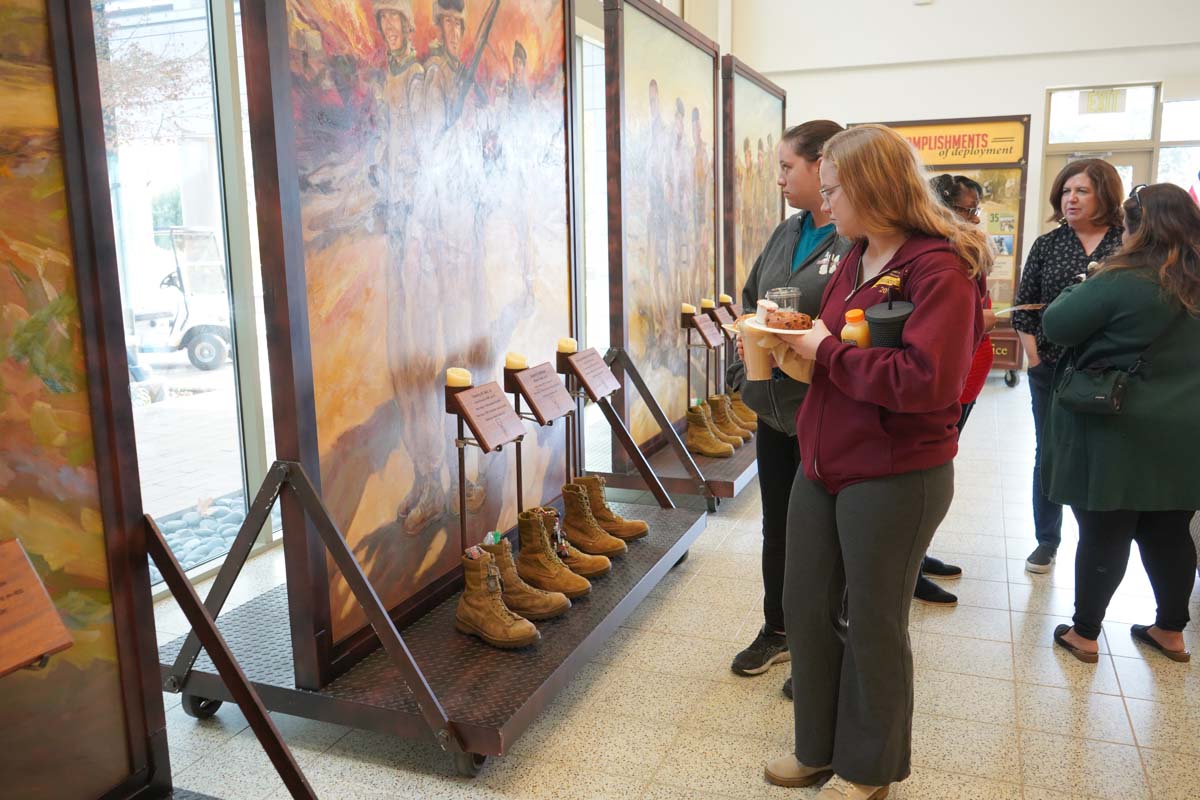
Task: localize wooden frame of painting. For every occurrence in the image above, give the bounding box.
[240,0,581,688]
[0,2,171,797]
[864,115,1031,372]
[721,55,785,303]
[604,0,720,457]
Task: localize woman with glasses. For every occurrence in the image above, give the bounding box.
[1011,159,1125,574]
[1039,183,1200,664]
[764,125,988,800]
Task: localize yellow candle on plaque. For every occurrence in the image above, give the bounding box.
[681,302,696,314]
[719,293,732,304]
[446,367,472,387]
[556,337,578,354]
[505,352,528,370]
[700,298,715,309]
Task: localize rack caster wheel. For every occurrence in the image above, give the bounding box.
[1005,369,1020,388]
[181,693,223,719]
[453,751,488,777]
[673,550,689,568]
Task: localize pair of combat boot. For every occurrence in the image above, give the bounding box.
[455,512,603,650]
[685,393,757,458]
[455,476,650,649]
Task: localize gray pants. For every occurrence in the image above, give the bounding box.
[784,462,954,786]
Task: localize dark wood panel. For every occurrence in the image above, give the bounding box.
[48,1,170,793]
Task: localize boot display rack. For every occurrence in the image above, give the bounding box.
[589,345,759,505]
[159,351,706,781]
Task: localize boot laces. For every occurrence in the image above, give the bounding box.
[485,563,522,623]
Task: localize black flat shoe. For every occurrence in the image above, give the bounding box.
[1053,624,1099,664]
[922,555,962,579]
[914,575,957,606]
[1131,624,1191,663]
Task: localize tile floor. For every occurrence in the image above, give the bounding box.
[156,378,1200,799]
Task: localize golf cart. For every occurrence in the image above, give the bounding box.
[133,227,233,371]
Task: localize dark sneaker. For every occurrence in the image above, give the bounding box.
[913,575,957,606]
[731,626,789,676]
[782,676,793,700]
[1025,544,1057,574]
[921,555,962,579]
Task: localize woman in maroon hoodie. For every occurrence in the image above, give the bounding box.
[764,125,988,800]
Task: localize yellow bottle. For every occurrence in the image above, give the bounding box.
[841,309,871,348]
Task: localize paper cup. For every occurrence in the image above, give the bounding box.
[774,345,815,384]
[738,317,777,381]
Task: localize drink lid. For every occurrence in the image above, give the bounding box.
[845,309,865,324]
[865,300,914,323]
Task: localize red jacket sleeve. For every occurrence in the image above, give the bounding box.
[814,264,981,413]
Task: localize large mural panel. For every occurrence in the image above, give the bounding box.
[286,0,571,642]
[613,1,717,446]
[726,66,784,299]
[0,0,133,795]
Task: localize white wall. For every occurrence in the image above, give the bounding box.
[730,1,1200,260]
[733,0,1200,73]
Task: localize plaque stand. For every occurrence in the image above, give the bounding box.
[445,382,526,551]
[0,539,73,678]
[681,311,718,408]
[504,363,576,510]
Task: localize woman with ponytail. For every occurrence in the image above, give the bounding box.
[765,125,988,799]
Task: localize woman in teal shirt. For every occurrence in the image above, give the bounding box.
[1042,183,1200,664]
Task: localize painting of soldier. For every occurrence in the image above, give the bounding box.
[725,65,785,299]
[612,2,717,447]
[284,0,571,643]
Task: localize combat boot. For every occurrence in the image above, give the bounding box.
[481,537,571,621]
[537,507,611,578]
[562,484,628,557]
[708,395,752,444]
[727,392,758,431]
[516,511,592,598]
[455,548,540,648]
[698,403,743,448]
[572,475,648,541]
[686,405,734,458]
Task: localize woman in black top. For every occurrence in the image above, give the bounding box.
[1012,159,1123,574]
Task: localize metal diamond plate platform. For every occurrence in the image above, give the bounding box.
[594,434,759,498]
[171,791,222,799]
[160,502,705,756]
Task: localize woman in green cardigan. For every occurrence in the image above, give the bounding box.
[1041,183,1200,664]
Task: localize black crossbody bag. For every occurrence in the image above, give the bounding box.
[1056,310,1183,415]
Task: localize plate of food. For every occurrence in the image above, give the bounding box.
[742,304,814,336]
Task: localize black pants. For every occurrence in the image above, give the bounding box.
[756,421,800,633]
[785,463,955,785]
[1072,508,1196,640]
[1028,363,1063,547]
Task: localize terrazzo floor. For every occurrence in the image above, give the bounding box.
[155,378,1200,799]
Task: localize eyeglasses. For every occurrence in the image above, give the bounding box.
[954,205,982,218]
[1129,183,1148,208]
[818,184,841,201]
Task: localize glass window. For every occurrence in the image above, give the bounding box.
[1161,100,1200,142]
[1157,146,1200,194]
[93,1,249,583]
[1048,85,1156,144]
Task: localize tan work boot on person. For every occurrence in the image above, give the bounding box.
[562,484,628,556]
[480,537,571,621]
[708,395,752,443]
[536,507,612,578]
[728,391,758,430]
[764,755,833,788]
[685,405,734,458]
[572,475,648,541]
[455,548,540,649]
[698,402,743,448]
[515,510,592,599]
[816,775,890,799]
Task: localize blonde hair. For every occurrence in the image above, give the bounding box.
[823,125,992,277]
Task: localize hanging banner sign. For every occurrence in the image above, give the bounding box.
[893,119,1027,166]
